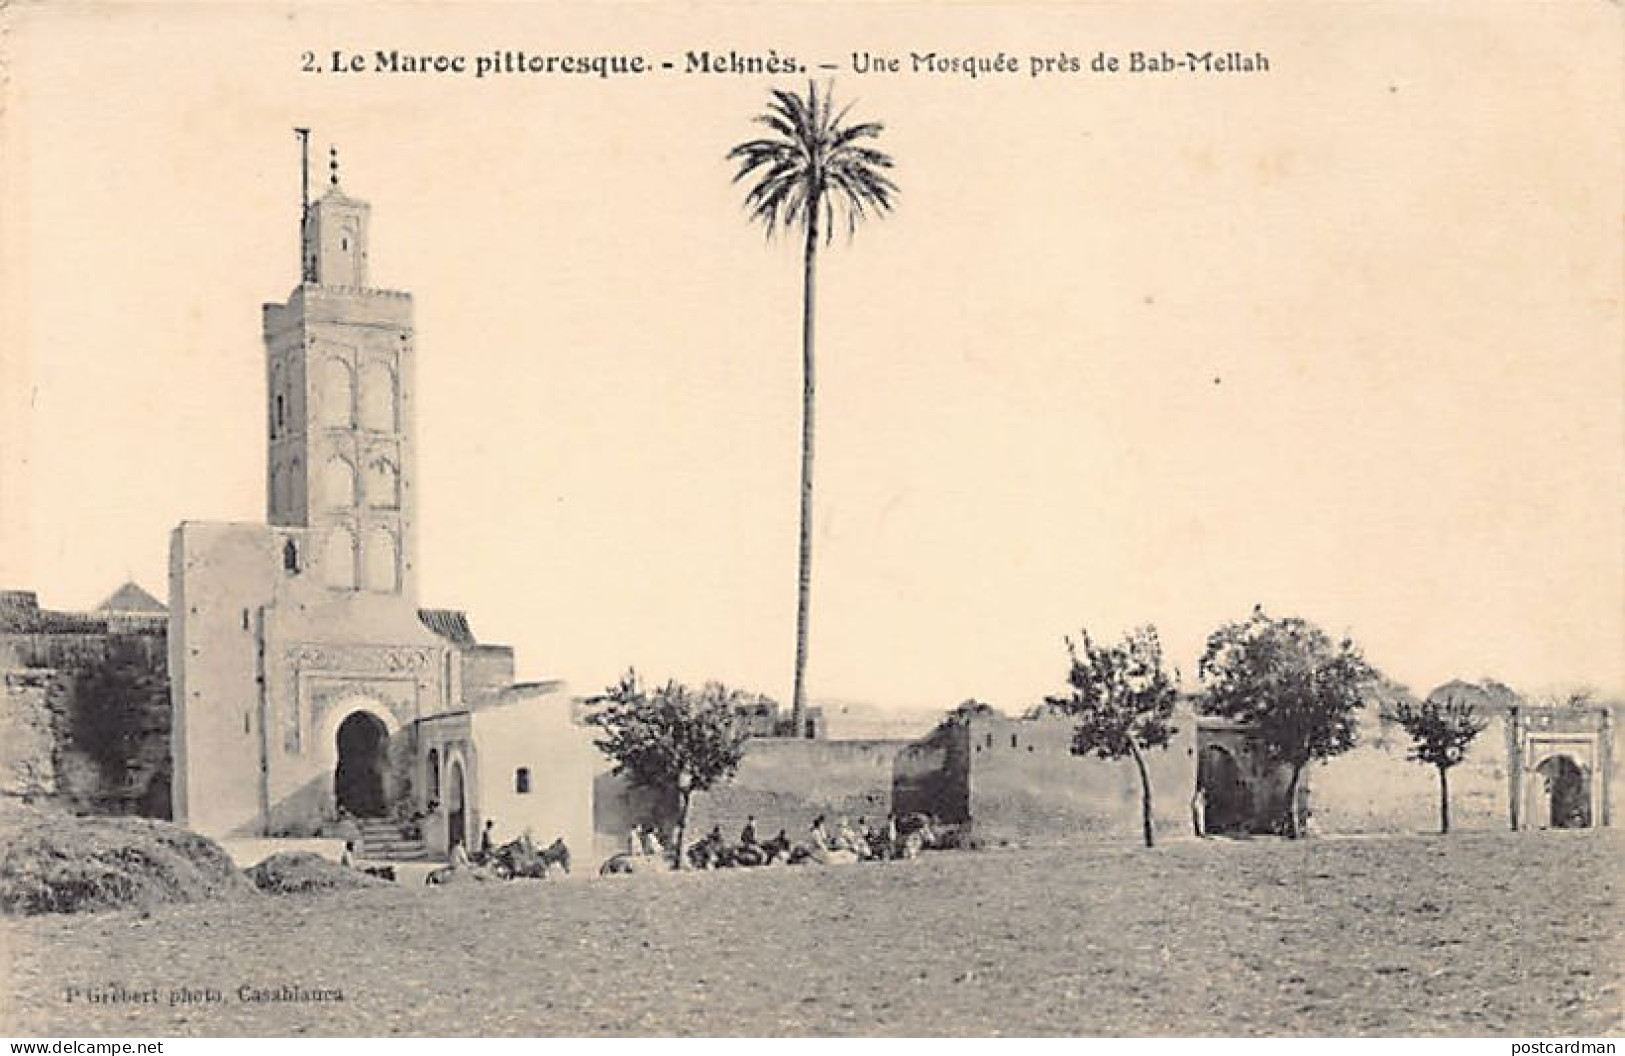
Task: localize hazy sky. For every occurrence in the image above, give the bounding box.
[3,3,1621,714]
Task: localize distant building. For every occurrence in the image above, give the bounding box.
[818,700,938,741]
[729,695,825,739]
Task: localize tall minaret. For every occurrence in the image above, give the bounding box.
[264,139,417,601]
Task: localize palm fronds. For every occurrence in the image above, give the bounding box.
[728,81,897,241]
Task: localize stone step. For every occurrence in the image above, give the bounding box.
[362,843,431,861]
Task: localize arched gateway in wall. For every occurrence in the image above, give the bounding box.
[1198,744,1252,834]
[1535,755,1591,829]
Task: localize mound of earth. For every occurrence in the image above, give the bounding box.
[0,804,252,916]
[245,852,386,895]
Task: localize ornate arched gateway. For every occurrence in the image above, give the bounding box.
[334,710,391,817]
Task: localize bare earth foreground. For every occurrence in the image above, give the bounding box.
[2,831,1619,1036]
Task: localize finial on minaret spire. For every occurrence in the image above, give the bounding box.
[329,146,340,188]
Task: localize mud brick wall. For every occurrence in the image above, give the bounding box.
[1,669,69,799]
[683,739,909,845]
[892,733,966,824]
[0,631,172,816]
[962,714,1199,846]
[1308,714,1512,834]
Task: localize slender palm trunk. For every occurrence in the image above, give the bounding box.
[1129,743,1155,848]
[791,200,819,739]
[1438,765,1451,834]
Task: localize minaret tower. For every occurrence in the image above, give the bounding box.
[263,136,417,601]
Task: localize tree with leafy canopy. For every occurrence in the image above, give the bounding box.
[1197,606,1378,838]
[728,81,897,740]
[585,671,751,866]
[1384,694,1488,834]
[1047,626,1179,848]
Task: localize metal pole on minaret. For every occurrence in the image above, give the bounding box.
[295,127,311,212]
[294,127,312,281]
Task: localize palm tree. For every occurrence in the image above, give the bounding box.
[728,82,897,739]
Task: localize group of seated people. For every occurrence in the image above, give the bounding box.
[672,812,927,868]
[806,813,911,860]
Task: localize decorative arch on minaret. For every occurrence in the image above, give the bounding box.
[322,456,356,510]
[359,359,397,432]
[363,528,399,593]
[364,455,400,509]
[319,357,354,428]
[325,527,357,589]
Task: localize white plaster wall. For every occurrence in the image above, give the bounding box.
[169,523,278,838]
[470,691,597,863]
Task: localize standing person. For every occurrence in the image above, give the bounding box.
[642,825,664,859]
[740,815,758,847]
[480,818,496,857]
[339,840,357,869]
[1191,785,1208,839]
[628,824,645,856]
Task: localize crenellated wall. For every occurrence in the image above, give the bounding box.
[956,710,1199,845]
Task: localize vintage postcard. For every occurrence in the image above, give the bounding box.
[0,0,1620,1040]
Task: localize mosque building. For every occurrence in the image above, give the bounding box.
[165,144,598,858]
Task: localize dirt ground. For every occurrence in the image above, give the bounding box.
[2,829,1619,1036]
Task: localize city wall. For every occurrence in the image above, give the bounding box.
[959,711,1200,846]
[1310,713,1513,833]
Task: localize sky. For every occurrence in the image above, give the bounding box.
[2,2,1621,716]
